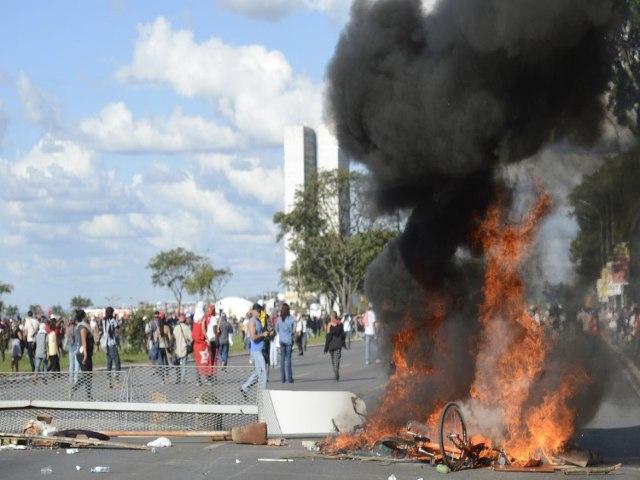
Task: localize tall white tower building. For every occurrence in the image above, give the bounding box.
[283,125,350,273]
[284,126,317,272]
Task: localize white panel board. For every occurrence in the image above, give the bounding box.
[261,390,365,437]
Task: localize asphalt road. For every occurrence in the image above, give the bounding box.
[1,338,639,480]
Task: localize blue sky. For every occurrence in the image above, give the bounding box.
[0,0,621,314]
[0,0,358,312]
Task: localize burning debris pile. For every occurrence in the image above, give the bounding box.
[323,0,625,468]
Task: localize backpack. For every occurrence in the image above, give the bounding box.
[179,324,193,354]
[77,323,95,355]
[206,316,217,342]
[100,319,113,353]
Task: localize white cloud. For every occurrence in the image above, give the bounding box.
[0,100,8,149]
[214,0,354,23]
[193,153,284,208]
[80,214,136,239]
[16,73,62,130]
[116,17,322,144]
[216,0,304,20]
[10,134,99,180]
[2,234,26,247]
[78,102,240,153]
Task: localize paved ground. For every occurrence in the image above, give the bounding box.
[1,337,639,479]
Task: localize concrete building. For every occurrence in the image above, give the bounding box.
[283,125,350,273]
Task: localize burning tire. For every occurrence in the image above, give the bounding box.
[438,402,467,470]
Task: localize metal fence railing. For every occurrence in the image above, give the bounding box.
[0,365,260,434]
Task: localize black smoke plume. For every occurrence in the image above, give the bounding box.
[325,0,624,440]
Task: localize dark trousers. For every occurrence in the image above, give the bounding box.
[280,343,293,382]
[218,343,229,366]
[330,348,342,380]
[106,345,121,371]
[295,334,303,355]
[209,341,218,367]
[27,341,36,371]
[48,354,60,372]
[74,352,93,399]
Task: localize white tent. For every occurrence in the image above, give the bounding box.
[215,296,253,319]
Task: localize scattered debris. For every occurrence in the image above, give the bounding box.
[231,422,267,445]
[146,437,172,448]
[302,440,320,452]
[267,437,286,447]
[561,463,622,475]
[89,466,111,473]
[0,432,149,450]
[494,464,555,473]
[553,445,600,468]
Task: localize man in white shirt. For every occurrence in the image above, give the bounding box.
[24,311,40,372]
[343,315,352,349]
[363,304,376,365]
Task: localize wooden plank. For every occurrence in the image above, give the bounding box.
[102,430,231,438]
[494,464,556,473]
[562,463,622,475]
[0,432,149,450]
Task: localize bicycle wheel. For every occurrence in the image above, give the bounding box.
[438,402,468,470]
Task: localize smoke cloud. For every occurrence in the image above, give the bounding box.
[325,0,624,448]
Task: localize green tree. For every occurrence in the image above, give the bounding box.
[0,282,13,317]
[607,0,640,137]
[50,304,66,318]
[568,147,640,287]
[70,296,93,311]
[184,261,232,303]
[122,305,155,354]
[147,247,204,311]
[28,304,43,316]
[274,169,400,314]
[4,305,19,318]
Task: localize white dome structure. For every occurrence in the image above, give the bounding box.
[215,296,253,318]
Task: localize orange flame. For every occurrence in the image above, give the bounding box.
[327,184,587,461]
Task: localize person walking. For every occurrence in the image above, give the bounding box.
[47,319,60,374]
[10,321,22,373]
[74,309,95,399]
[204,304,219,380]
[324,311,346,381]
[173,314,193,383]
[240,303,269,397]
[103,307,121,387]
[24,311,39,372]
[217,312,232,367]
[66,316,80,383]
[295,314,304,356]
[276,303,296,384]
[33,323,48,381]
[363,304,376,365]
[192,301,212,385]
[154,315,173,383]
[269,312,280,369]
[343,314,352,349]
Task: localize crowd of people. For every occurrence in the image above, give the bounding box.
[526,302,640,358]
[0,300,385,396]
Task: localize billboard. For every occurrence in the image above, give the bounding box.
[610,242,630,285]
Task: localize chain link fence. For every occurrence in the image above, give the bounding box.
[0,365,260,434]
